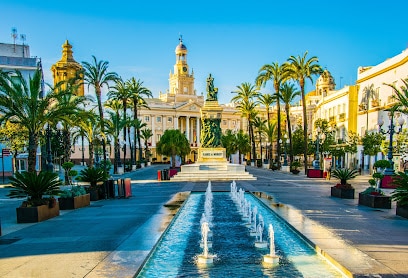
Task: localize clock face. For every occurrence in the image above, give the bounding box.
[183,66,187,72]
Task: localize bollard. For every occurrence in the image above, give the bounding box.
[157,170,161,181]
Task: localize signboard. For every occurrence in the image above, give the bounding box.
[2,149,10,156]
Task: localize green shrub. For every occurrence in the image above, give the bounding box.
[8,171,63,206]
[391,171,408,206]
[331,168,358,186]
[373,159,391,169]
[60,186,87,198]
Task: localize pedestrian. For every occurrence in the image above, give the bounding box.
[326,163,332,180]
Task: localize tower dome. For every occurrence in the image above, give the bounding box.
[316,69,335,96]
[175,36,187,54]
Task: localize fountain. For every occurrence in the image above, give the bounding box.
[137,186,344,277]
[254,214,268,248]
[249,206,258,236]
[263,224,280,265]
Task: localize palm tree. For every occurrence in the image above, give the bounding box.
[0,69,76,172]
[252,116,267,165]
[140,128,153,163]
[389,78,408,111]
[232,82,259,163]
[258,93,275,125]
[286,52,322,174]
[75,113,101,168]
[256,62,289,168]
[235,129,251,164]
[105,99,124,173]
[108,77,132,165]
[82,56,118,165]
[105,110,127,174]
[130,118,147,164]
[54,80,91,164]
[156,129,190,168]
[280,82,300,164]
[264,121,277,168]
[126,77,152,161]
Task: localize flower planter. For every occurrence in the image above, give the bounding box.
[59,194,91,210]
[358,193,391,209]
[396,203,408,219]
[16,203,60,223]
[331,186,355,199]
[291,169,300,175]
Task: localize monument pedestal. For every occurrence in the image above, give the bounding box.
[172,148,256,181]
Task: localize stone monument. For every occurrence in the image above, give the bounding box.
[197,74,227,163]
[172,74,256,181]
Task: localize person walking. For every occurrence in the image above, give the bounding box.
[326,163,332,180]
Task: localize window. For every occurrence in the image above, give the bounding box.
[183,87,188,93]
[156,116,161,123]
[157,134,161,141]
[168,117,172,122]
[144,116,150,122]
[222,120,227,126]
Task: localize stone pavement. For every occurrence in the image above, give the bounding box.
[0,165,407,277]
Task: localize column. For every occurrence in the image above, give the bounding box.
[196,117,200,144]
[162,115,166,131]
[151,114,155,146]
[174,116,178,129]
[186,116,190,142]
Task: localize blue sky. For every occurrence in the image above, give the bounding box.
[2,1,408,104]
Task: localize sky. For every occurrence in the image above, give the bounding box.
[1,1,408,105]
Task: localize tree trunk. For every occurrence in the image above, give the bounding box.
[286,104,294,165]
[28,132,38,172]
[274,83,281,169]
[300,79,308,175]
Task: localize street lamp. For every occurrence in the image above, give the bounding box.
[44,122,53,172]
[279,135,290,166]
[313,127,326,170]
[378,110,405,175]
[131,140,135,166]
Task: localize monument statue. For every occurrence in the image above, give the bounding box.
[206,73,218,101]
[201,74,222,148]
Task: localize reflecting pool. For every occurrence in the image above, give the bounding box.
[137,191,344,277]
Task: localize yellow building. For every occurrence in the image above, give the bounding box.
[51,40,84,96]
[356,48,408,171]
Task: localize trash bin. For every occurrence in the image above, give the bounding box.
[162,169,169,180]
[157,170,161,181]
[106,179,115,198]
[124,178,132,198]
[117,179,125,198]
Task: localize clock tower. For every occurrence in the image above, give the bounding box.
[168,36,196,102]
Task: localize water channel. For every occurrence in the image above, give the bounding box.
[137,186,344,277]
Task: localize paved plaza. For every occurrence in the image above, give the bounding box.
[0,165,407,277]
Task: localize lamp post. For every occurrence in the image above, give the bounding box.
[44,123,53,172]
[131,140,135,167]
[378,109,405,175]
[279,135,290,166]
[313,127,326,170]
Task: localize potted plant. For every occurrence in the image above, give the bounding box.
[290,161,301,174]
[358,178,391,209]
[58,185,90,210]
[77,166,110,201]
[330,168,358,199]
[391,171,408,218]
[7,171,62,223]
[62,161,75,185]
[373,159,391,188]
